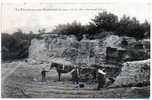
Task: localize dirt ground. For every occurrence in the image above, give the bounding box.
[1,61,150,98]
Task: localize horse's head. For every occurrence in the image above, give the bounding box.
[49,62,54,70]
[50,62,63,70]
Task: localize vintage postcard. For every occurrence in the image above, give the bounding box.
[1,0,151,99]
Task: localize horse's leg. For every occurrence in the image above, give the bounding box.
[58,72,61,81]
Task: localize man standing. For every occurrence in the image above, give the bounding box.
[97,68,106,90]
[72,66,80,84]
[41,68,49,82]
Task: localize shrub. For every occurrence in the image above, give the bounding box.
[91,11,118,32]
[116,15,150,39]
[2,30,34,60]
[52,21,86,40]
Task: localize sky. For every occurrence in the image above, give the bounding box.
[1,0,151,34]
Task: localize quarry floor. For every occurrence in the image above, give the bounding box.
[1,61,150,98]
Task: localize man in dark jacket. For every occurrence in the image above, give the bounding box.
[97,68,106,90]
[72,66,80,84]
[41,68,49,82]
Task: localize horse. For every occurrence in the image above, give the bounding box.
[50,62,77,81]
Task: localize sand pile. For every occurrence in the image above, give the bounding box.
[111,59,150,87]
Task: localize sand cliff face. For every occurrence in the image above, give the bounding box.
[28,39,49,63]
[28,35,99,64]
[111,59,150,87]
[28,34,149,64]
[28,34,123,64]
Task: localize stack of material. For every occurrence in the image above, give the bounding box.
[77,40,99,65]
[47,38,71,57]
[94,35,123,65]
[111,59,150,87]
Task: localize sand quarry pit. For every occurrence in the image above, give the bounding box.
[1,61,150,98]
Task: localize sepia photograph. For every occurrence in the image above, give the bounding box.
[1,0,151,98]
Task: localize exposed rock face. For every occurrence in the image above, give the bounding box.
[62,48,79,62]
[103,35,150,62]
[111,59,150,87]
[28,35,100,64]
[77,40,99,64]
[28,34,149,65]
[94,35,138,64]
[28,39,49,63]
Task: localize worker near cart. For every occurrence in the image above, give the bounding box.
[97,68,106,90]
[41,68,49,82]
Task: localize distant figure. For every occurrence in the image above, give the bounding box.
[97,68,106,90]
[41,68,49,82]
[72,66,80,84]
